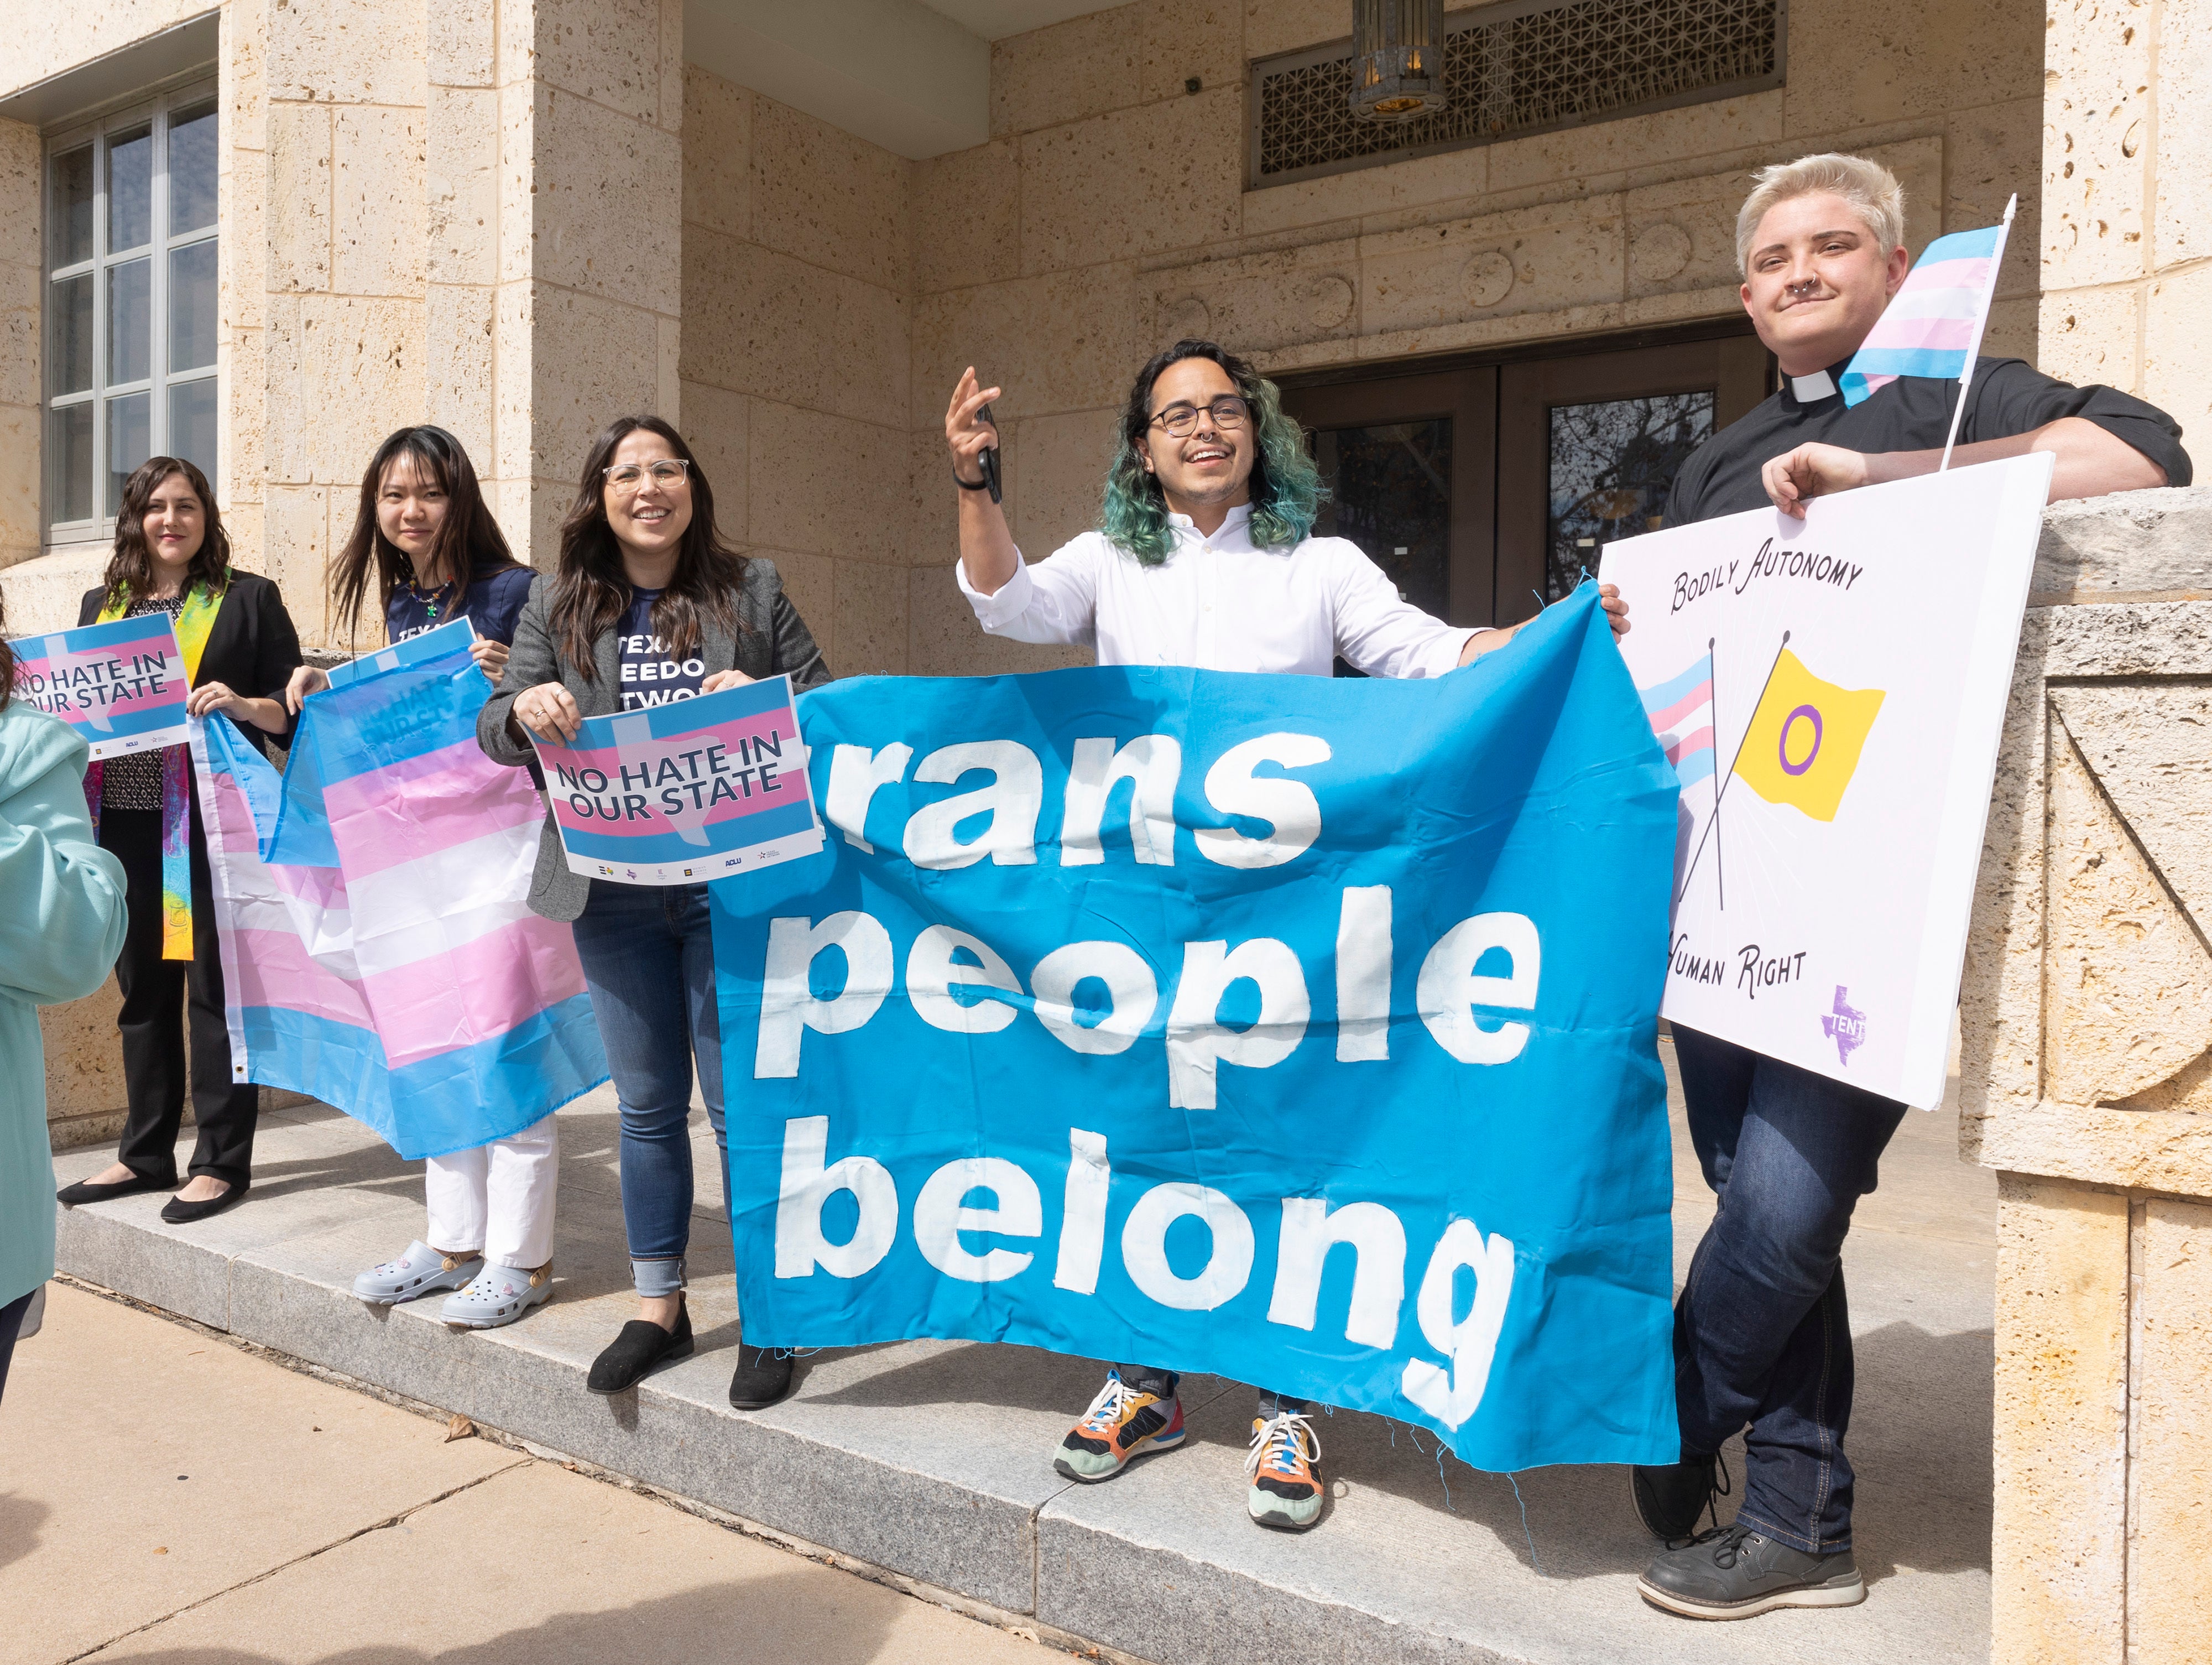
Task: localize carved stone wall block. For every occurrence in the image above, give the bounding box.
[2042,699,2212,1106]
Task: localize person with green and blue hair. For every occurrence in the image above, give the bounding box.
[946,338,1631,1533]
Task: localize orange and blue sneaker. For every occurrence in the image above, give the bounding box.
[1245,1410,1324,1531]
[1053,1370,1185,1482]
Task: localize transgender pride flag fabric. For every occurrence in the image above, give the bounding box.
[1839,220,2008,407]
[192,641,607,1159]
[1638,652,1716,788]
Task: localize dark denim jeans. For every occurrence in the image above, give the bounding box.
[1671,1024,1908,1555]
[569,880,728,1298]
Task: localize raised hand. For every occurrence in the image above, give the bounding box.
[945,366,1003,487]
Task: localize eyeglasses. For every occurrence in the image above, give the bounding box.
[1149,395,1250,438]
[603,459,692,492]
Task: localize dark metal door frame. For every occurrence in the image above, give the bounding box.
[1280,319,1772,628]
[1281,367,1498,628]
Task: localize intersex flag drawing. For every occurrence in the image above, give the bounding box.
[1731,647,1885,822]
[193,641,607,1159]
[1637,652,1716,787]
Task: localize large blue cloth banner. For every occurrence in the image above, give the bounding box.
[710,585,1681,1471]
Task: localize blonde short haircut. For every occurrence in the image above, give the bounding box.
[1735,154,1906,275]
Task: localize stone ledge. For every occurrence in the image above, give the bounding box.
[45,1094,1995,1665]
[1964,1099,2212,1198]
[2033,486,2212,602]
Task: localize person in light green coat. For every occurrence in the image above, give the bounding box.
[0,592,129,1401]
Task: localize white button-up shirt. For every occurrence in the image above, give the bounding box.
[957,504,1478,678]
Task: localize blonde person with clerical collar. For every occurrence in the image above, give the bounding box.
[945,340,1632,1534]
[1630,154,2188,1625]
[54,456,303,1227]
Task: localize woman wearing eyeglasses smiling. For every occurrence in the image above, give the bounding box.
[478,415,830,1409]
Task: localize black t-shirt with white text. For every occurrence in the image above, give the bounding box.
[618,588,706,710]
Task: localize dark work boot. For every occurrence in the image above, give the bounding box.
[1639,1522,1865,1619]
[1632,1449,1728,1541]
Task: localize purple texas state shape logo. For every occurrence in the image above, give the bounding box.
[1821,985,1868,1065]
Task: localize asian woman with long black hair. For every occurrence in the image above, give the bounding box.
[284,427,559,1331]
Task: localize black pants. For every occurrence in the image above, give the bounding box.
[0,1289,30,1404]
[1115,1364,1308,1419]
[99,805,259,1189]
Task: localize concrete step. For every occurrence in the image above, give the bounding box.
[51,1083,1995,1665]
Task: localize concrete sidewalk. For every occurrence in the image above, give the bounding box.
[1,1283,1068,1664]
[44,1042,1997,1664]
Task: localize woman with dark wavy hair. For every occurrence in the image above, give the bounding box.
[944,339,1630,1536]
[477,414,830,1407]
[54,456,303,1226]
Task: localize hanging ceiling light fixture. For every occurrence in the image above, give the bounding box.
[1350,0,1449,123]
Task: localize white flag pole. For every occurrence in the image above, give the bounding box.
[1938,192,2017,472]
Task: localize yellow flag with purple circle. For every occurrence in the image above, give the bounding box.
[1733,649,1885,821]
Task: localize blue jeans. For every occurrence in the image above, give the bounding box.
[569,881,728,1298]
[1671,1026,1907,1555]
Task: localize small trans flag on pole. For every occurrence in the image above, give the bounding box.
[1839,194,2017,470]
[1638,650,1716,788]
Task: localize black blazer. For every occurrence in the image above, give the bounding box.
[79,570,306,756]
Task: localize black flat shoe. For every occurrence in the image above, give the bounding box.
[727,1344,793,1411]
[159,1181,248,1225]
[587,1305,693,1395]
[58,1172,178,1207]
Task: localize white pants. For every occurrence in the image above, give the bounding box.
[423,1114,559,1269]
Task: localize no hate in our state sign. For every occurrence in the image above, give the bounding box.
[9,612,192,759]
[531,673,824,886]
[1600,454,2052,1107]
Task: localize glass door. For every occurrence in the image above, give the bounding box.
[1495,337,1771,623]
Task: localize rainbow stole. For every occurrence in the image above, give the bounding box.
[83,576,227,960]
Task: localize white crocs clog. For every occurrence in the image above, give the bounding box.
[352,1242,483,1307]
[440,1263,554,1329]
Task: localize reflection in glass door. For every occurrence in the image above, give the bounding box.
[1543,393,1715,600]
[1311,420,1453,616]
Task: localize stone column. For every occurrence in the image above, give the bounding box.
[0,113,39,574]
[491,0,684,567]
[1959,485,2212,1664]
[2039,0,2210,436]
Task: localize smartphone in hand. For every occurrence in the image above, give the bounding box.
[977,402,1003,504]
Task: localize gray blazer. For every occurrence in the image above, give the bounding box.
[477,559,832,920]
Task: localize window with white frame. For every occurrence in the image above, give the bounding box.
[45,85,219,538]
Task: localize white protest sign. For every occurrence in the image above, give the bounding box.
[1599,455,2052,1106]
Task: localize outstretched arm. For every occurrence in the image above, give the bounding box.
[1761,417,2167,517]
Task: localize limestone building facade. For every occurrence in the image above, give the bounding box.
[1,3,2204,1656]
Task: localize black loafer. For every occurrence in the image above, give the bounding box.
[587,1305,693,1395]
[58,1171,178,1207]
[1632,1449,1729,1542]
[727,1344,793,1411]
[159,1181,248,1224]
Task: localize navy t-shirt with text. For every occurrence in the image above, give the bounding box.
[384,563,535,647]
[619,588,707,711]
